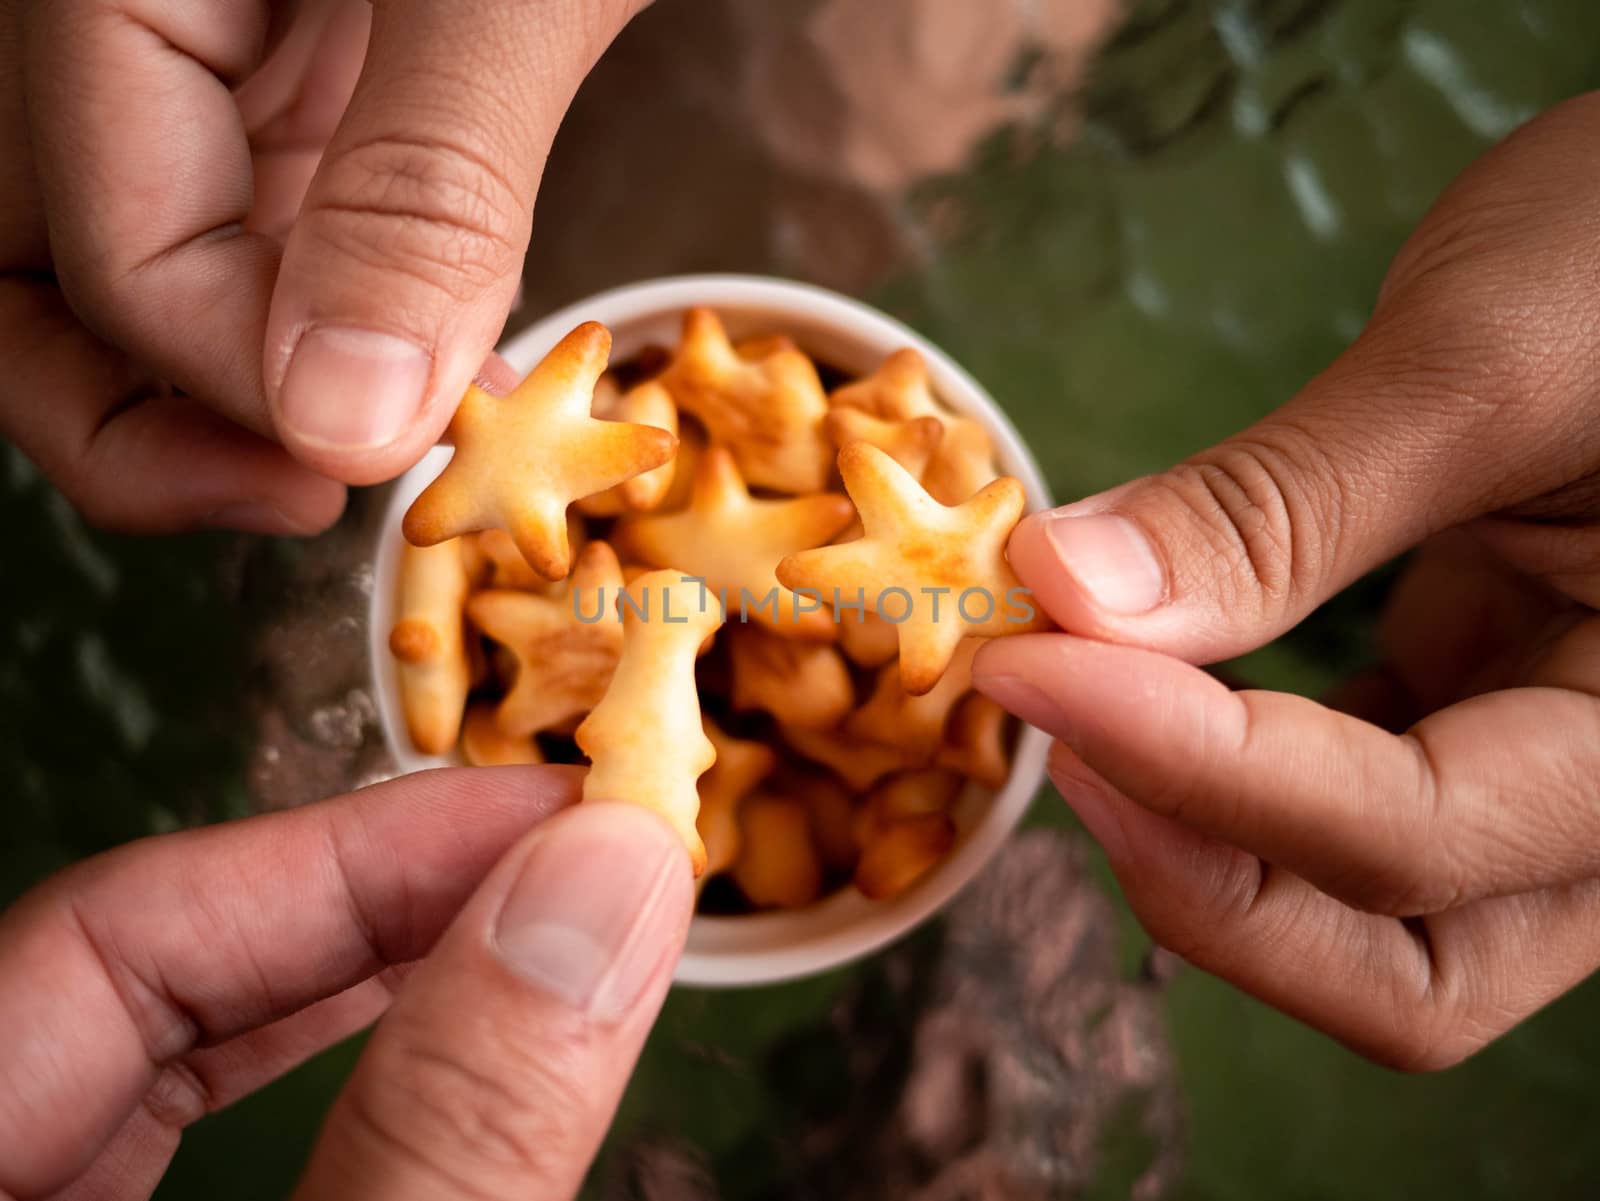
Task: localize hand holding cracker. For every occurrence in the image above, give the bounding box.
[777,442,1050,694]
[404,322,676,580]
[576,570,726,873]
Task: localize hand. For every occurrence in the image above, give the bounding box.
[973,94,1600,1071]
[1,0,641,533]
[0,771,692,1200]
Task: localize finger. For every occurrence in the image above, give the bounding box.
[293,802,692,1201]
[1046,743,1600,1071]
[263,0,644,481]
[0,765,581,1199]
[237,0,372,240]
[1370,531,1571,712]
[975,633,1600,915]
[0,279,344,535]
[1006,94,1600,663]
[21,0,285,434]
[1045,743,1433,1065]
[176,966,412,1118]
[45,972,406,1201]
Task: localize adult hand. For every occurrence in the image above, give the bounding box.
[974,93,1600,1071]
[0,771,691,1199]
[1,0,642,533]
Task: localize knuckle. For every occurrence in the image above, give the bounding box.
[1377,1004,1494,1074]
[52,469,122,529]
[142,1061,214,1131]
[305,134,526,303]
[348,1011,593,1190]
[1156,429,1342,621]
[50,452,154,533]
[1131,853,1265,969]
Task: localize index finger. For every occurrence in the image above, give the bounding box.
[973,633,1600,917]
[0,765,580,1199]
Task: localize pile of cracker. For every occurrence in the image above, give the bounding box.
[389,309,1046,910]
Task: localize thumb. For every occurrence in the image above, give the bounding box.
[1005,100,1600,664]
[291,801,692,1201]
[1008,269,1600,665]
[264,0,644,484]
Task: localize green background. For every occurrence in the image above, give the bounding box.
[6,0,1600,1196]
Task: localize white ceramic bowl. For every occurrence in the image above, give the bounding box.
[369,274,1052,988]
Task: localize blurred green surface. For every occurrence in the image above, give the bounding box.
[6,1,1600,1197]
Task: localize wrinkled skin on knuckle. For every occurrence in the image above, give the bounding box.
[1376,1001,1495,1074]
[304,135,526,307]
[1127,851,1264,970]
[344,1010,594,1192]
[1152,428,1342,623]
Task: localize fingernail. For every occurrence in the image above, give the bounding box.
[1042,513,1165,615]
[1047,744,1131,862]
[203,501,316,536]
[279,326,432,452]
[972,671,1077,750]
[492,804,687,1021]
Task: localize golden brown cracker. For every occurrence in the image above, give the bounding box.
[404,322,676,580]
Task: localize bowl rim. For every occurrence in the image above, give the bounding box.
[368,273,1054,988]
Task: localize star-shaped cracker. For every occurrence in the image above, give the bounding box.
[465,541,625,739]
[795,771,858,872]
[615,445,855,639]
[389,539,472,755]
[576,570,726,873]
[776,442,1050,695]
[576,378,680,516]
[854,813,955,901]
[834,608,900,667]
[731,796,822,908]
[460,703,546,767]
[855,769,962,846]
[697,718,778,879]
[782,724,919,793]
[824,407,944,480]
[469,522,587,594]
[846,639,977,759]
[659,307,832,494]
[830,347,998,505]
[728,625,855,730]
[404,322,677,580]
[935,693,1010,789]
